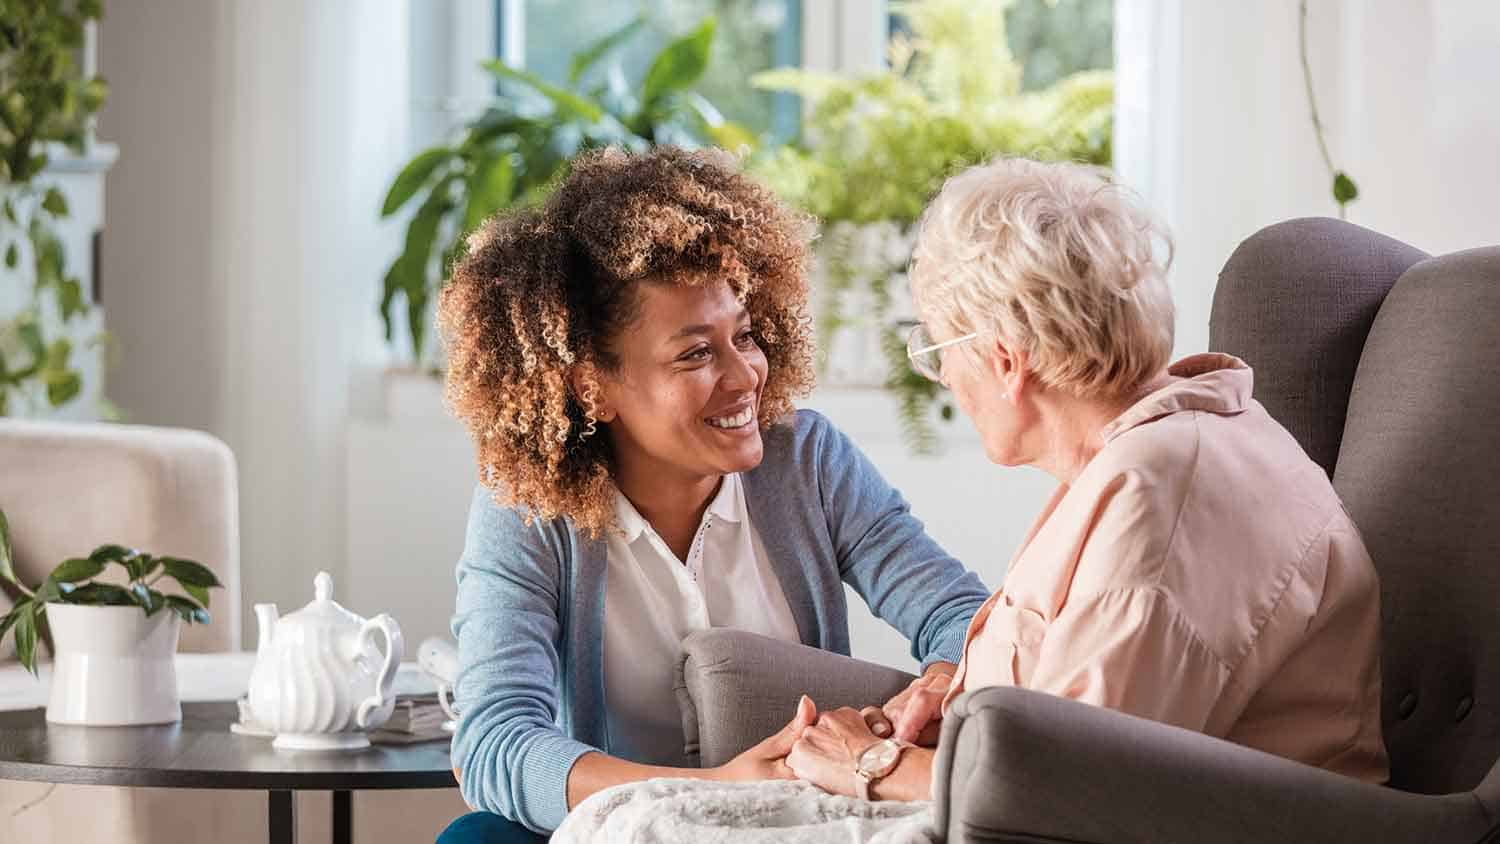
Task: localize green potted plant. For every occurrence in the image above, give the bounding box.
[377,15,752,371]
[0,0,111,418]
[749,0,1113,451]
[0,508,223,725]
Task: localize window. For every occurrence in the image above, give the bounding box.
[889,0,1113,91]
[409,1,1112,152]
[503,0,802,141]
[1004,0,1112,90]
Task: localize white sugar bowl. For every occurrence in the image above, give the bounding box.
[246,571,404,751]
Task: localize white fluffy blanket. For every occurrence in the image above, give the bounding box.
[552,779,937,844]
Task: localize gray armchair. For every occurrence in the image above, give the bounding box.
[677,218,1500,842]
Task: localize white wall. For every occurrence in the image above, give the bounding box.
[96,1,224,434]
[99,0,410,646]
[1118,0,1500,358]
[1337,0,1500,256]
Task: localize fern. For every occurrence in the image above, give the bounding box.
[748,0,1112,452]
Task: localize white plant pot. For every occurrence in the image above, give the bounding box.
[45,603,182,726]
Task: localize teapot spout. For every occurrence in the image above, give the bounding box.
[253,603,279,656]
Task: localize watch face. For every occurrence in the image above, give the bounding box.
[858,739,902,777]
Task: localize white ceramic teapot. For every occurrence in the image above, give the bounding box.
[247,571,404,750]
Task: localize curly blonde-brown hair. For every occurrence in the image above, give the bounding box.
[439,146,817,536]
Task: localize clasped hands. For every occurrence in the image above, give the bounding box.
[713,662,954,799]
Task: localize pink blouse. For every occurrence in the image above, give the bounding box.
[943,354,1388,783]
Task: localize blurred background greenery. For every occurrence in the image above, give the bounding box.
[381,0,1113,447]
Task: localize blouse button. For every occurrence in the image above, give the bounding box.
[1455,696,1474,723]
[1397,692,1418,719]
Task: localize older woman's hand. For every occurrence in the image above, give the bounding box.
[786,707,882,798]
[874,662,953,746]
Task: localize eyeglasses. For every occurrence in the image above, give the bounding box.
[906,323,979,382]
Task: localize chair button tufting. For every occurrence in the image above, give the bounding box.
[1456,696,1474,723]
[1398,693,1418,719]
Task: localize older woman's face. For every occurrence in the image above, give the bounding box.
[936,331,1033,467]
[600,278,768,485]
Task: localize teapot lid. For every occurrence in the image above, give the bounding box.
[281,571,363,629]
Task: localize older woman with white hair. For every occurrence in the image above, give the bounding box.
[785,158,1390,802]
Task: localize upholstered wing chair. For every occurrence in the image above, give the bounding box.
[677,218,1500,843]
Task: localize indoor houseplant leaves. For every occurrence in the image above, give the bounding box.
[378,15,751,366]
[0,0,111,417]
[0,506,221,675]
[749,0,1113,451]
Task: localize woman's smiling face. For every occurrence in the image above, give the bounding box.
[598,278,768,486]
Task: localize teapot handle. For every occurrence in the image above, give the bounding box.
[355,613,405,730]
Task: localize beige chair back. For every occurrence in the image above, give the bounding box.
[0,420,241,657]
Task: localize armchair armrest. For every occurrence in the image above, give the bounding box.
[677,629,915,767]
[933,686,1490,844]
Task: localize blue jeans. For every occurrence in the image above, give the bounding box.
[437,811,548,843]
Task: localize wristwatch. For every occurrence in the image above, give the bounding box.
[853,738,912,800]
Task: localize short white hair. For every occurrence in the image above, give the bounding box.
[910,157,1175,398]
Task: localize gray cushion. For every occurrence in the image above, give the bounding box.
[1210,217,1427,476]
[1333,246,1500,795]
[676,629,913,768]
[932,686,1489,844]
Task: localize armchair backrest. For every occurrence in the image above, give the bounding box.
[1210,217,1428,477]
[0,420,242,657]
[1211,218,1500,795]
[1331,246,1500,794]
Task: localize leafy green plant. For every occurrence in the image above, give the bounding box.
[0,508,222,674]
[0,0,111,416]
[378,15,752,365]
[749,0,1112,451]
[1298,0,1357,218]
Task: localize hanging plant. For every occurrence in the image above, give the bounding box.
[0,0,110,417]
[1298,0,1358,218]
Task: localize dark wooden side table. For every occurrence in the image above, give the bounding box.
[0,700,457,844]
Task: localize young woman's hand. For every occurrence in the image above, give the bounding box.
[875,662,954,746]
[711,695,817,782]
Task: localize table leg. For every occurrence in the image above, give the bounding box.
[333,790,352,844]
[268,790,295,844]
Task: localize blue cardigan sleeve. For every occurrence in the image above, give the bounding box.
[449,485,593,833]
[807,412,991,669]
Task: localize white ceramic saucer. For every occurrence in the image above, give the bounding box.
[230,720,276,738]
[272,732,372,752]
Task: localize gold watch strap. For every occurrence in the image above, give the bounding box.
[854,767,875,801]
[853,739,911,801]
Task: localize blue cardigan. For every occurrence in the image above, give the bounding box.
[449,410,990,832]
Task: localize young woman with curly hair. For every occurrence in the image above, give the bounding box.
[436,147,989,843]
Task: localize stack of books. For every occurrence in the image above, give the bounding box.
[370,693,454,745]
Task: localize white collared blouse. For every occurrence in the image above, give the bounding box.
[601,472,800,766]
